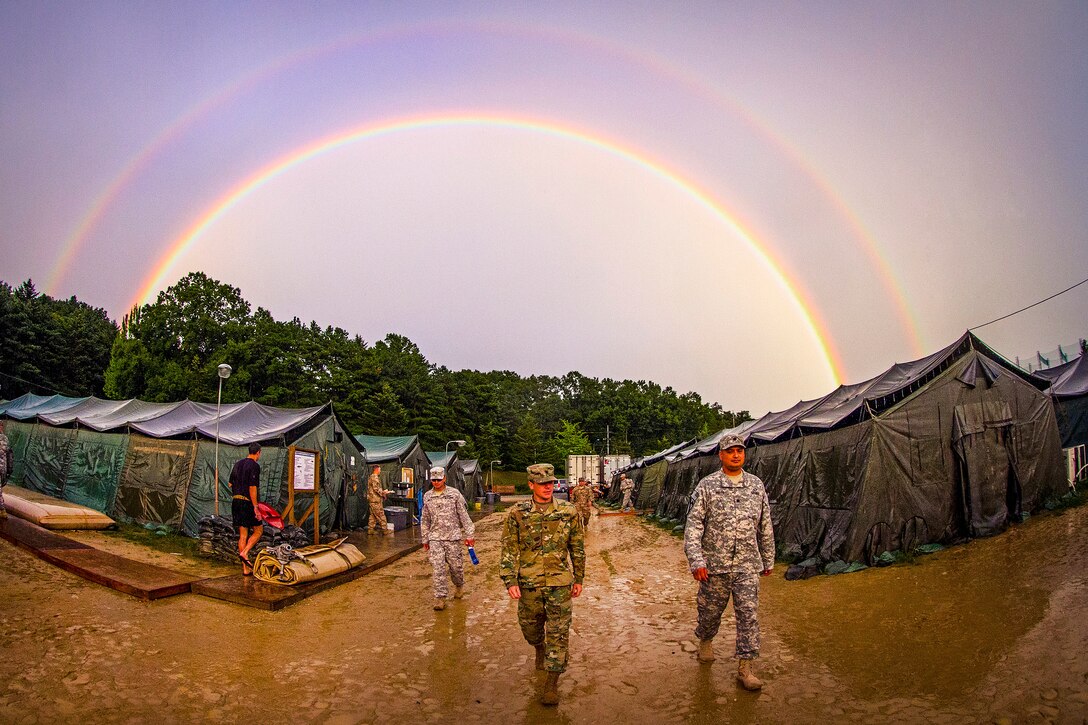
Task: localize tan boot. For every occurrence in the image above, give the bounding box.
[697,639,716,663]
[534,644,546,671]
[736,659,763,690]
[453,585,464,599]
[433,597,447,611]
[541,671,560,705]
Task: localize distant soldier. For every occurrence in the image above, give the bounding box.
[366,465,392,536]
[684,434,774,691]
[421,465,475,611]
[500,463,586,706]
[569,476,594,529]
[619,473,635,511]
[0,421,11,520]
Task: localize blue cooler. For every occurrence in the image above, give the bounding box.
[383,506,409,531]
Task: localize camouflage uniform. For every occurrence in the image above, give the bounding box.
[366,472,389,533]
[684,469,774,659]
[421,487,474,599]
[620,476,635,511]
[569,482,594,528]
[500,498,586,672]
[0,430,9,515]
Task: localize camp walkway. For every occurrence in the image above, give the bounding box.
[0,507,497,610]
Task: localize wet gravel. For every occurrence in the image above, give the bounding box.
[1,504,1087,724]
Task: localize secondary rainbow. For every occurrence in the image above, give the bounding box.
[132,114,845,386]
[49,19,923,358]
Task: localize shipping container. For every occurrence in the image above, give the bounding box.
[566,454,632,485]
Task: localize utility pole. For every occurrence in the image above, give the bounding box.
[605,425,610,456]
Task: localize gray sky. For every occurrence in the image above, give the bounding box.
[2,1,1086,414]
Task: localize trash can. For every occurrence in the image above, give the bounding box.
[383,506,409,531]
[485,492,500,505]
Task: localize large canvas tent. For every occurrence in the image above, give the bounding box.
[1033,353,1088,449]
[656,333,1066,566]
[425,451,483,501]
[354,434,431,488]
[0,394,368,536]
[460,459,484,500]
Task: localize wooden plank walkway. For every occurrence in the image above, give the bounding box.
[0,515,203,600]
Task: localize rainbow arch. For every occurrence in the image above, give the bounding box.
[132,113,845,386]
[47,19,924,357]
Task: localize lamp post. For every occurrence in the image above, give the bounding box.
[214,363,232,516]
[489,459,501,492]
[445,439,466,459]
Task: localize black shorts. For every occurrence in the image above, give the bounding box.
[232,499,260,529]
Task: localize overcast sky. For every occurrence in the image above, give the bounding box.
[2,1,1086,414]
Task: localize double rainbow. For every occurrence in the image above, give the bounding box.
[130,113,845,386]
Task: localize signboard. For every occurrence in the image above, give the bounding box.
[291,448,319,492]
[286,446,322,544]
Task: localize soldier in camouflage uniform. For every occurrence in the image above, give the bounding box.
[684,434,774,691]
[569,477,595,529]
[620,473,635,511]
[366,465,392,535]
[421,465,475,611]
[500,463,586,706]
[0,422,10,520]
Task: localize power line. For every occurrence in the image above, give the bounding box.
[970,276,1088,331]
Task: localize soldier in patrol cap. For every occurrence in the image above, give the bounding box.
[499,462,586,706]
[421,465,475,611]
[684,433,774,691]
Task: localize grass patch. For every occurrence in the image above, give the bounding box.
[490,470,530,494]
[100,523,204,557]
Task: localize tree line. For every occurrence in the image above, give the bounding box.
[1,273,749,472]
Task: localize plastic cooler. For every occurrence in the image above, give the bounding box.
[383,506,409,531]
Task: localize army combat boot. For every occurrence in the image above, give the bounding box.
[453,585,464,599]
[534,644,546,671]
[433,597,447,611]
[697,639,716,663]
[541,672,560,705]
[736,659,763,690]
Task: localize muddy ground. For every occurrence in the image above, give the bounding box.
[1,504,1087,724]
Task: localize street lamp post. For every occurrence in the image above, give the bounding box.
[214,363,232,516]
[489,459,501,492]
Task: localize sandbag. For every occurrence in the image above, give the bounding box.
[3,485,115,530]
[252,538,365,586]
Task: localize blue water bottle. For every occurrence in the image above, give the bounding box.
[468,546,479,565]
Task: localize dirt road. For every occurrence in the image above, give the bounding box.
[1,504,1087,724]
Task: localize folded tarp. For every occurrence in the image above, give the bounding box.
[252,538,365,585]
[3,485,115,530]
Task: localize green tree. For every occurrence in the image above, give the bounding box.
[551,420,593,474]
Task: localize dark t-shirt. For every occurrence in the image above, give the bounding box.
[229,457,261,497]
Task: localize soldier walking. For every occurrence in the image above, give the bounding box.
[569,476,594,529]
[684,434,774,691]
[500,463,586,706]
[421,465,475,611]
[619,473,635,511]
[366,465,392,535]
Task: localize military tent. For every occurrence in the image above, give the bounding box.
[1033,353,1088,484]
[0,394,367,536]
[354,434,432,522]
[425,451,483,501]
[657,332,1066,565]
[460,459,484,501]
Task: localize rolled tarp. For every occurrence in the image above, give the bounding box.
[251,538,365,585]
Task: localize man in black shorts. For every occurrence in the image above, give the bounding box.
[230,442,263,575]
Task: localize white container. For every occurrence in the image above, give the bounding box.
[386,523,395,531]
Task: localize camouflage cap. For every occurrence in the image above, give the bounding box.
[718,434,746,451]
[428,465,446,480]
[526,463,557,484]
